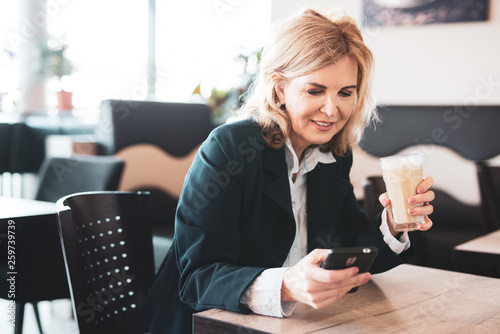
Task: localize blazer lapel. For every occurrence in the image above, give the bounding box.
[307,161,349,251]
[262,146,294,219]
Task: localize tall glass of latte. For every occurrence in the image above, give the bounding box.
[380,154,424,232]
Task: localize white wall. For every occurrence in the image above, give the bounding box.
[271,0,500,106]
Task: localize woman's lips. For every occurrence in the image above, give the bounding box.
[311,120,335,131]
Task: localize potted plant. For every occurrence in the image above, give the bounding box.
[36,35,74,111]
[191,47,263,125]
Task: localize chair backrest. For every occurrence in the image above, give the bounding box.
[476,162,500,232]
[362,176,387,221]
[35,155,125,202]
[0,123,11,173]
[98,99,214,156]
[56,191,154,334]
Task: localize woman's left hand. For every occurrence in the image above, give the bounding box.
[379,176,435,234]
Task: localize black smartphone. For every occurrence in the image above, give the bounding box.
[320,246,379,293]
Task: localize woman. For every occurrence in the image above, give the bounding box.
[143,9,434,333]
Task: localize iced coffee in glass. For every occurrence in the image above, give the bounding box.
[380,154,424,232]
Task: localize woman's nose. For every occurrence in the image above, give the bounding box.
[320,96,338,118]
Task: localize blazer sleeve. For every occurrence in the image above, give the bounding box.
[174,125,266,313]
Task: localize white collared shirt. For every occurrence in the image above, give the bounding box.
[240,140,410,317]
[281,139,337,267]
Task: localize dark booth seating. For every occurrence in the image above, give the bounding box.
[99,99,214,158]
[8,119,96,174]
[361,105,500,161]
[360,105,500,276]
[0,117,96,198]
[98,100,215,270]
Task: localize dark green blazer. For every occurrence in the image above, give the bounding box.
[143,119,412,333]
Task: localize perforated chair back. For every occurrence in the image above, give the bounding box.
[56,191,154,334]
[476,162,500,232]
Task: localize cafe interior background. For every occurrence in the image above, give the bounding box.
[1,0,499,332]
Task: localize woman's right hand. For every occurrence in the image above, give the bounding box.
[281,249,371,309]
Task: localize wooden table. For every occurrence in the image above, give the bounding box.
[453,230,500,266]
[193,264,500,333]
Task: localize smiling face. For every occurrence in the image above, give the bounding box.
[276,56,359,160]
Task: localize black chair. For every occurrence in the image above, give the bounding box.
[0,123,12,173]
[0,155,125,334]
[476,161,500,232]
[35,155,125,202]
[362,176,387,221]
[56,191,154,334]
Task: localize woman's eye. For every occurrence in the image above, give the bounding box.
[307,90,324,96]
[339,91,353,97]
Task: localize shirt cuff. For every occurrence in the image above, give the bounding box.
[379,208,411,254]
[240,267,296,317]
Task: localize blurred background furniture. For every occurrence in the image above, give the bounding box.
[56,191,154,334]
[0,197,60,334]
[0,123,11,174]
[362,177,485,273]
[451,162,500,277]
[355,105,500,277]
[475,162,500,232]
[11,116,95,170]
[98,100,214,271]
[453,229,500,277]
[0,115,96,199]
[35,155,124,202]
[0,155,124,334]
[361,176,386,222]
[0,101,215,273]
[360,106,500,160]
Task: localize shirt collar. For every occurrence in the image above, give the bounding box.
[284,138,336,178]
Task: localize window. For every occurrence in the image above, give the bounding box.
[2,1,271,111]
[155,0,271,102]
[47,0,149,108]
[0,2,19,112]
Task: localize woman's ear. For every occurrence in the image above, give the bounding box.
[271,72,286,104]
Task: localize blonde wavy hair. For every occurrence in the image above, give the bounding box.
[234,9,377,156]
